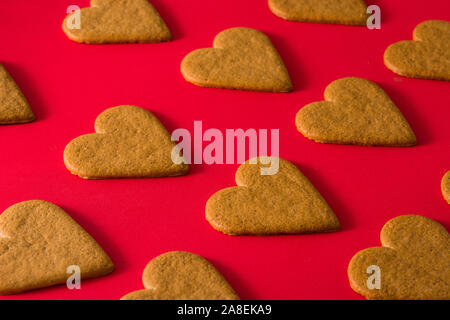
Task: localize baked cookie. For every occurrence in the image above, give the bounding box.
[384,20,450,81]
[121,251,239,300]
[0,64,34,124]
[0,200,114,294]
[442,171,450,204]
[295,77,417,146]
[205,157,340,235]
[180,27,292,92]
[64,105,189,179]
[62,0,171,44]
[268,0,368,25]
[348,215,449,300]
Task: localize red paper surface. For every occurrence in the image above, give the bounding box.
[0,0,449,300]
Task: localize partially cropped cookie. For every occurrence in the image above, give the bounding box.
[181,27,292,92]
[0,64,34,124]
[348,215,449,300]
[295,77,416,146]
[206,157,340,235]
[0,200,114,294]
[121,251,239,300]
[64,105,189,179]
[268,0,368,25]
[442,171,450,204]
[62,0,171,44]
[384,20,450,81]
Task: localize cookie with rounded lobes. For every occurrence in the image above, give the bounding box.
[180,27,292,92]
[442,171,450,204]
[348,215,449,300]
[384,20,450,81]
[295,77,417,146]
[62,0,171,44]
[268,0,368,26]
[0,64,34,124]
[64,105,189,179]
[121,251,239,300]
[205,157,340,235]
[0,200,114,295]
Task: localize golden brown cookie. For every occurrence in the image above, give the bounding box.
[205,157,340,235]
[295,77,417,146]
[64,105,189,179]
[121,251,239,300]
[0,200,114,295]
[62,0,171,44]
[0,64,34,124]
[384,20,450,81]
[268,0,368,25]
[348,215,449,300]
[180,27,292,92]
[442,171,450,204]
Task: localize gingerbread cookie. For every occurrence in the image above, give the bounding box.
[268,0,368,25]
[348,215,449,300]
[0,200,114,294]
[295,77,417,146]
[121,251,239,300]
[205,157,340,235]
[64,105,189,179]
[0,64,34,124]
[180,27,292,92]
[62,0,171,44]
[442,171,450,204]
[384,20,450,81]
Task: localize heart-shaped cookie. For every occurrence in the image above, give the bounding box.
[62,0,171,44]
[0,64,34,124]
[442,171,450,204]
[295,77,417,146]
[384,20,450,81]
[0,200,114,294]
[348,215,449,300]
[64,105,189,179]
[268,0,368,25]
[180,27,292,92]
[205,157,340,235]
[121,251,240,300]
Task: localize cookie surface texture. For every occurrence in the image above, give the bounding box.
[64,105,189,179]
[0,200,114,294]
[62,0,171,43]
[180,27,292,92]
[268,0,368,25]
[348,215,449,300]
[384,20,450,81]
[121,251,240,300]
[0,64,34,124]
[442,171,450,204]
[205,157,340,235]
[295,77,417,146]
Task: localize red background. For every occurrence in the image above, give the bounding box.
[0,0,449,300]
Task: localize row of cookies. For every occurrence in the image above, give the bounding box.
[1,166,448,299]
[61,1,449,83]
